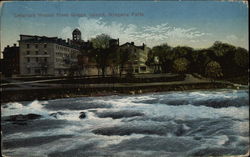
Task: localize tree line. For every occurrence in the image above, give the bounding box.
[78,34,249,80]
[146,41,249,79]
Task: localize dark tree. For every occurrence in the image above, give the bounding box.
[205,61,223,80]
[151,43,173,73]
[234,47,249,70]
[91,34,112,77]
[117,48,131,76]
[209,41,237,77]
[172,57,190,74]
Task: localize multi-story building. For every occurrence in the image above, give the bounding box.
[19,35,81,76]
[119,42,151,74]
[18,29,151,76]
[1,44,20,77]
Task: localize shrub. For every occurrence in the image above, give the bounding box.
[205,61,223,79]
[172,58,190,73]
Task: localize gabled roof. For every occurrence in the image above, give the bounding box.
[120,42,145,50]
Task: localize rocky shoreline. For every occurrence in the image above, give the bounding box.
[1,81,245,103]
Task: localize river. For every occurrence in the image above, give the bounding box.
[1,89,249,157]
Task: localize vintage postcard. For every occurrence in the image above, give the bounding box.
[1,0,249,157]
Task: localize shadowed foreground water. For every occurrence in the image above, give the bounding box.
[1,89,249,157]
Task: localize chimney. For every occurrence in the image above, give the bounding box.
[13,43,17,47]
[117,38,119,46]
[67,38,70,44]
[7,45,10,48]
[131,42,134,45]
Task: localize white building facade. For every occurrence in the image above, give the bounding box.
[19,35,81,76]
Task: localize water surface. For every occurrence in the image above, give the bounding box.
[1,89,249,157]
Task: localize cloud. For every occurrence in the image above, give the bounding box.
[59,17,210,48]
[59,26,72,39]
[225,35,238,43]
[224,34,249,49]
[140,24,209,47]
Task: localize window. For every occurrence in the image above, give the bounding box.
[27,51,30,55]
[140,66,146,71]
[35,69,40,74]
[35,44,38,48]
[134,69,139,73]
[36,51,38,55]
[27,58,30,62]
[44,58,47,62]
[44,51,47,55]
[27,68,31,73]
[36,57,39,62]
[27,44,30,48]
[44,44,47,48]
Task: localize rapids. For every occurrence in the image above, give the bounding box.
[1,89,249,157]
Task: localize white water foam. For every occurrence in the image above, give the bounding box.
[1,100,49,117]
[2,89,249,157]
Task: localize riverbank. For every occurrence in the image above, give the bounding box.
[1,80,245,103]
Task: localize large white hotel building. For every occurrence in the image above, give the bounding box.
[19,34,81,76]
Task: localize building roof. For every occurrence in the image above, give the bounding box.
[3,45,19,55]
[19,35,80,50]
[120,42,145,50]
[72,28,81,34]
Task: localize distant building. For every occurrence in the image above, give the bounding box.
[16,28,151,77]
[68,28,93,50]
[19,35,81,76]
[69,28,119,76]
[119,42,151,74]
[1,44,20,77]
[109,38,120,48]
[72,28,82,41]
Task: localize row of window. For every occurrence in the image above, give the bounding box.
[55,58,64,63]
[56,52,70,58]
[26,51,48,55]
[27,57,47,63]
[55,45,78,54]
[26,68,48,74]
[26,43,47,48]
[56,69,69,75]
[133,66,146,73]
[56,52,77,58]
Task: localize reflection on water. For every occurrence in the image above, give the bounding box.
[1,89,249,157]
